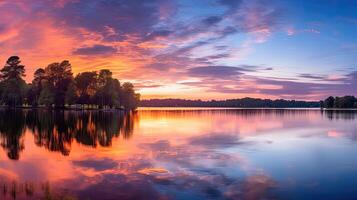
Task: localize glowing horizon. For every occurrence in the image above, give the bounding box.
[0,0,356,100]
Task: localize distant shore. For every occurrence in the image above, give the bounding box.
[138,107,357,110]
[139,98,320,108]
[2,106,357,112]
[141,96,357,109]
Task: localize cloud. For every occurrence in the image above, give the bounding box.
[195,53,231,64]
[227,0,282,35]
[202,16,223,25]
[134,82,164,89]
[347,71,357,82]
[72,158,118,171]
[140,140,171,151]
[143,30,173,41]
[287,27,321,36]
[299,73,326,80]
[302,29,320,34]
[182,68,357,100]
[187,66,250,78]
[0,0,282,78]
[188,133,250,148]
[1,0,353,100]
[73,44,118,56]
[224,174,276,200]
[219,0,243,10]
[76,173,162,200]
[53,0,162,41]
[251,72,357,99]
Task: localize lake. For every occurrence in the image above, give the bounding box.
[0,108,357,200]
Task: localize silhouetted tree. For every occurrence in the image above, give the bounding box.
[321,96,357,108]
[0,56,27,106]
[75,71,98,104]
[26,83,36,105]
[121,82,140,110]
[323,96,335,108]
[93,69,120,108]
[27,68,46,106]
[0,57,140,109]
[33,68,46,85]
[0,79,27,106]
[334,96,356,108]
[65,82,78,105]
[44,61,73,107]
[97,69,112,87]
[1,56,25,80]
[38,82,55,107]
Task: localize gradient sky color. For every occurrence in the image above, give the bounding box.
[0,0,356,100]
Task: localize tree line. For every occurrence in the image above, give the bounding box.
[321,96,357,108]
[0,56,140,109]
[140,97,320,108]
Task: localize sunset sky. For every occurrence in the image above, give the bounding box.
[0,0,356,100]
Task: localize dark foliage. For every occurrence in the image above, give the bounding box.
[140,98,320,108]
[321,96,357,108]
[0,56,140,110]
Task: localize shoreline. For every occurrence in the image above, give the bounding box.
[1,106,357,111]
[0,106,131,111]
[139,107,357,111]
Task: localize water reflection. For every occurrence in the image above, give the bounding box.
[0,110,26,160]
[322,110,357,120]
[0,180,78,200]
[0,108,356,200]
[0,110,135,159]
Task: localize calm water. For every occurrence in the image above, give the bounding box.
[0,108,357,200]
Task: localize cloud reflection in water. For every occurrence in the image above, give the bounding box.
[0,109,357,199]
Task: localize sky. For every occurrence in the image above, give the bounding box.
[0,0,356,100]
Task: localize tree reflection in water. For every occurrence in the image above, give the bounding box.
[0,109,136,160]
[0,110,25,160]
[0,180,78,200]
[322,109,357,121]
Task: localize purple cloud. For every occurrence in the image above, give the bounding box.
[188,133,250,148]
[219,0,243,10]
[202,16,223,25]
[187,66,249,78]
[73,44,117,56]
[73,158,118,171]
[183,66,357,99]
[54,0,162,41]
[299,73,326,80]
[143,30,173,41]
